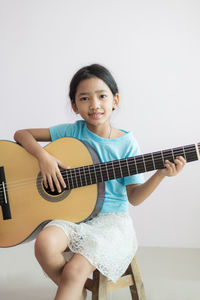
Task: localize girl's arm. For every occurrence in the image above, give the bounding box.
[127,156,186,206]
[14,129,69,193]
[14,128,52,157]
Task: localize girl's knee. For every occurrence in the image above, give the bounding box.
[61,264,83,285]
[34,226,67,260]
[60,256,95,285]
[34,230,53,260]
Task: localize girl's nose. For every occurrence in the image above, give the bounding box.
[89,97,100,110]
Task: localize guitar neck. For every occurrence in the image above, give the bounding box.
[63,143,200,190]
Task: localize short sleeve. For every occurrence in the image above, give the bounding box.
[49,123,75,141]
[123,136,145,186]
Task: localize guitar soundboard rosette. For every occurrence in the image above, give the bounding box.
[36,171,71,202]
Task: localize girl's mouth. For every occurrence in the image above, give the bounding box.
[88,112,103,119]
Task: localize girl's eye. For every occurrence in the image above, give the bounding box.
[80,97,88,101]
[100,94,107,99]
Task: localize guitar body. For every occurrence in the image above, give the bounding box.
[0,138,104,247]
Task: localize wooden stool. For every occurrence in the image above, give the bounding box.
[85,256,146,300]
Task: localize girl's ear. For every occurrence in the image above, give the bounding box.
[112,93,119,110]
[72,102,79,114]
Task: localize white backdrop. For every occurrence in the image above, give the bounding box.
[0,0,199,254]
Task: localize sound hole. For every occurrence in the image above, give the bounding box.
[43,181,65,196]
[36,172,71,202]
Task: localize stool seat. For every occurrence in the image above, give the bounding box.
[85,256,146,300]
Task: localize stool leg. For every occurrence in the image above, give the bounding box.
[92,270,100,300]
[129,257,146,300]
[98,273,107,300]
[92,270,107,300]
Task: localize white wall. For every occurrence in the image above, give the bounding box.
[0,0,199,255]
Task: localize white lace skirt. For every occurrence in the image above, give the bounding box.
[45,212,138,282]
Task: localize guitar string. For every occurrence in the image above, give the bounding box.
[0,150,197,194]
[2,143,196,190]
[0,147,197,193]
[0,147,197,192]
[0,147,195,190]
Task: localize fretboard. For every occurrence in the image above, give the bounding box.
[62,143,200,190]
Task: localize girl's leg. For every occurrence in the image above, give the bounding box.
[55,253,96,300]
[34,226,68,285]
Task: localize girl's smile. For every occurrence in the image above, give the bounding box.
[88,112,104,119]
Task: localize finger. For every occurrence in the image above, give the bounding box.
[47,175,55,192]
[171,162,177,174]
[52,174,62,193]
[58,160,70,170]
[165,160,175,175]
[56,170,66,189]
[174,157,185,172]
[177,156,186,164]
[42,173,48,188]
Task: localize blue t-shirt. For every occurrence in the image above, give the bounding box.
[49,120,145,213]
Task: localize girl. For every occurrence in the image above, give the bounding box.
[14,64,185,300]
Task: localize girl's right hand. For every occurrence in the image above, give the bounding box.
[37,150,70,193]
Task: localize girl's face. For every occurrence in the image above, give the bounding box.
[72,77,119,132]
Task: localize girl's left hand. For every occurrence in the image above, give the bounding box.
[158,156,186,177]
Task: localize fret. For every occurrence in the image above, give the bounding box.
[182,146,187,161]
[78,167,83,187]
[144,153,154,172]
[173,147,184,160]
[171,149,175,161]
[135,155,146,173]
[196,144,200,160]
[105,161,115,180]
[120,159,130,177]
[93,164,103,182]
[111,161,116,179]
[163,149,174,163]
[66,169,73,190]
[152,151,163,169]
[64,170,70,190]
[142,155,147,172]
[126,158,131,176]
[83,167,86,185]
[184,144,198,162]
[151,152,156,170]
[161,150,165,166]
[79,166,87,186]
[100,164,107,182]
[110,160,123,178]
[94,165,98,183]
[70,169,74,189]
[88,166,93,184]
[85,165,92,185]
[133,156,138,173]
[74,168,81,187]
[118,160,123,177]
[89,164,97,184]
[105,163,110,180]
[83,166,90,185]
[125,158,137,176]
[72,168,78,188]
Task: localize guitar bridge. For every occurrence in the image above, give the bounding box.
[0,166,11,220]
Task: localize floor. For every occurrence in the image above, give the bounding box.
[0,244,200,300]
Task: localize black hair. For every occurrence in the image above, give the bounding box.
[69,64,119,104]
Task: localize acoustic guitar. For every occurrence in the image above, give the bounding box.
[0,137,199,247]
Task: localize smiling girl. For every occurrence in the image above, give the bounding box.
[14,64,185,300]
